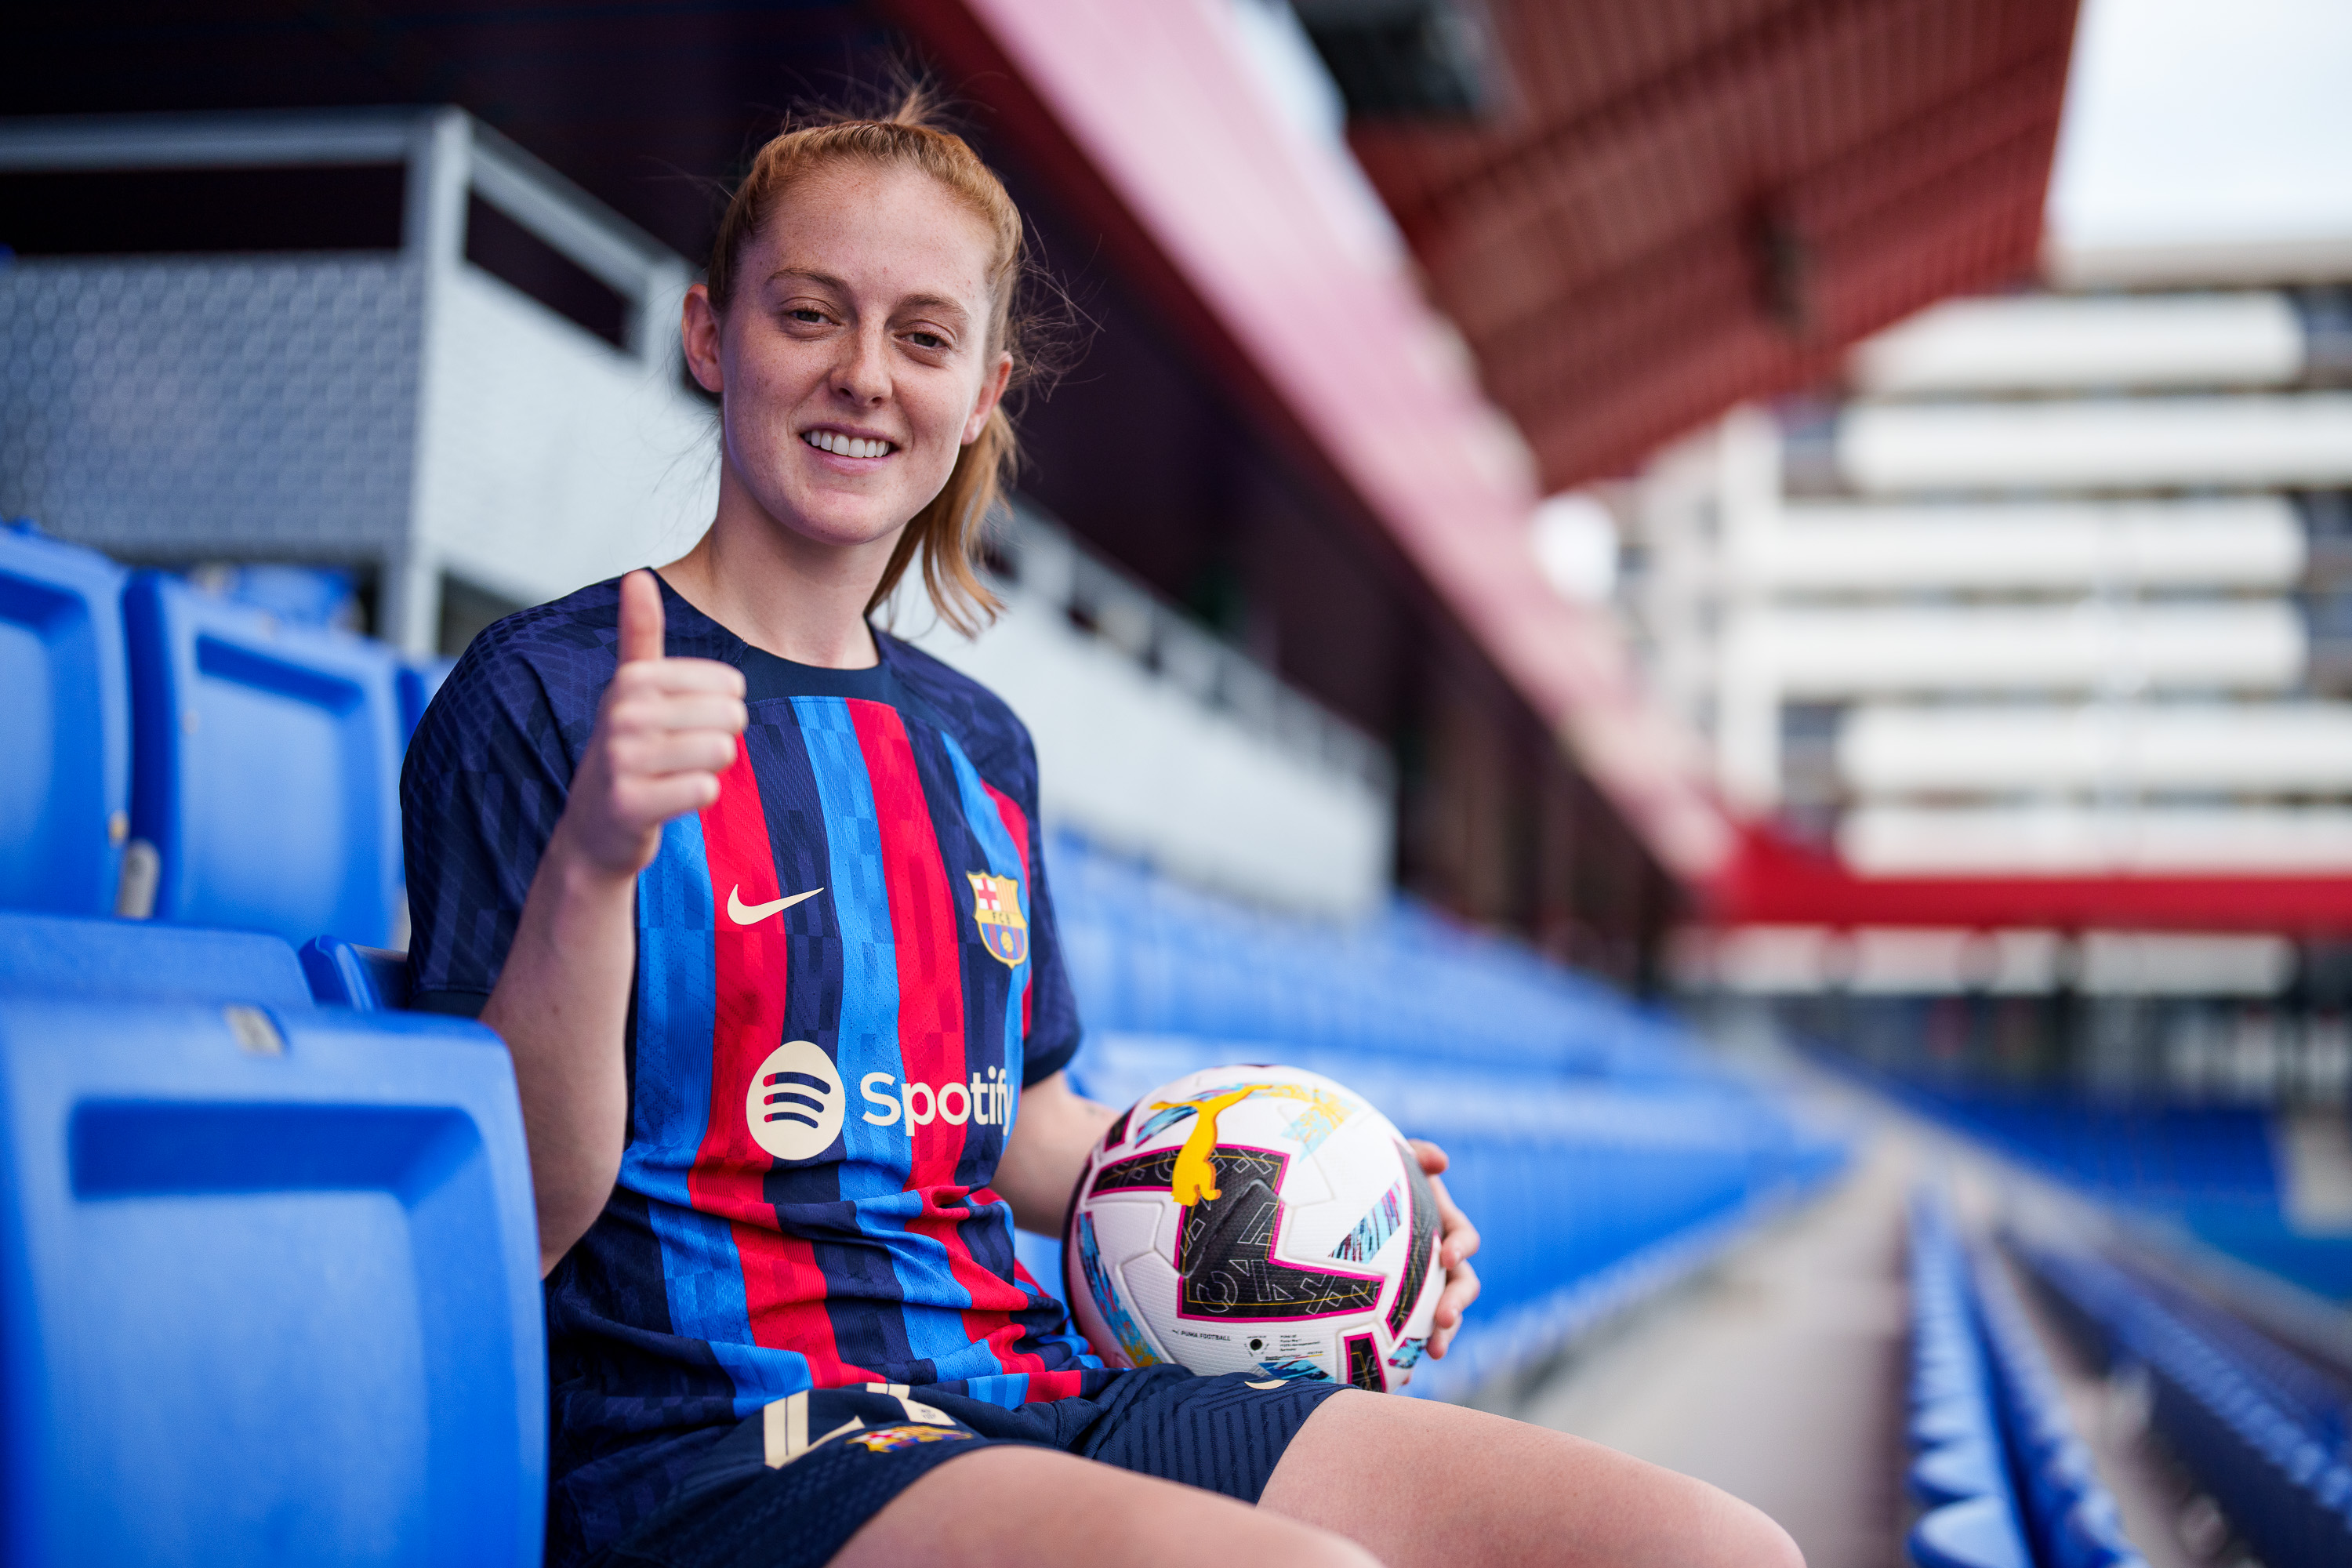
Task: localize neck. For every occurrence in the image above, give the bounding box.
[659,467,899,670]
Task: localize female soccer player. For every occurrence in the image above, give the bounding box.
[402,100,1803,1568]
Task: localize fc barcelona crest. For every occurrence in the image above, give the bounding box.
[967,873,1029,968]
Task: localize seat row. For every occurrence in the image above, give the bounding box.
[1049,829,1715,1083]
[0,909,540,1568]
[1904,1192,2147,1568]
[2015,1233,2352,1568]
[1,522,448,948]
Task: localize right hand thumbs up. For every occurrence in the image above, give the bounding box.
[618,564,667,666]
[558,569,750,879]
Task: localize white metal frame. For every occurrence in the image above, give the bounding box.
[0,109,697,653]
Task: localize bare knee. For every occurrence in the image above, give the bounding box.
[1690,1489,1805,1568]
[1279,1526,1385,1568]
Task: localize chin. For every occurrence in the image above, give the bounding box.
[772,493,920,551]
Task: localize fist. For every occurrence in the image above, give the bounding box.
[560,569,748,878]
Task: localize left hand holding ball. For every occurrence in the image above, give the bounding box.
[1408,1138,1482,1362]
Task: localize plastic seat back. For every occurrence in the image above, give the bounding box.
[0,526,129,916]
[299,935,413,1011]
[0,909,310,1008]
[0,996,544,1567]
[396,655,456,747]
[123,572,404,945]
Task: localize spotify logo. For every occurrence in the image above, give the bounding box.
[746,1040,844,1162]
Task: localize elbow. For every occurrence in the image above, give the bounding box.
[535,1172,619,1279]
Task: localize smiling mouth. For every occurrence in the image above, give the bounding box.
[803,430,897,459]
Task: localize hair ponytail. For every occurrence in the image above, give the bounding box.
[706,87,1039,637]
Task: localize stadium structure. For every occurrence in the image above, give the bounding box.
[3,3,2350,1567]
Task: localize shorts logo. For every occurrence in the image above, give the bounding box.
[848,1425,974,1453]
[746,1039,844,1161]
[967,873,1028,967]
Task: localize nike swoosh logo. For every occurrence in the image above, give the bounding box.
[728,885,824,925]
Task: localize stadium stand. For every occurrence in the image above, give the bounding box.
[2016,1232,2352,1568]
[1840,1060,2352,1303]
[1972,1240,2147,1568]
[0,989,543,1566]
[1904,1191,2148,1568]
[0,524,130,918]
[1907,1192,2034,1568]
[1043,834,1847,1399]
[123,569,406,947]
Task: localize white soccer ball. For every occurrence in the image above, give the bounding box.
[1063,1064,1444,1392]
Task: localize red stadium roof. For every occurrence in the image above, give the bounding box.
[1715,827,2352,934]
[1348,0,2082,494]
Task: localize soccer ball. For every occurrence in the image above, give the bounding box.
[1063,1064,1444,1392]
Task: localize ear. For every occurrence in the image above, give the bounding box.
[962,350,1014,446]
[681,283,725,396]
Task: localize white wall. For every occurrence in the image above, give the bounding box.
[902,586,1392,918]
[415,266,716,612]
[1839,803,2352,877]
[1773,497,2303,592]
[1838,394,2352,492]
[1768,601,2304,697]
[1849,292,2303,394]
[1840,702,2352,794]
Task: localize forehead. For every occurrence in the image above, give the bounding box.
[754,162,1000,303]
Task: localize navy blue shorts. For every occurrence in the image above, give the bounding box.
[589,1367,1347,1568]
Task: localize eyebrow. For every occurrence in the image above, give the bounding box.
[766,267,973,325]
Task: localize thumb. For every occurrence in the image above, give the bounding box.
[618,569,666,665]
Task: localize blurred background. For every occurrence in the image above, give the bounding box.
[5,2,2352,1566]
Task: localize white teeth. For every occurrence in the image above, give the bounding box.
[804,430,891,459]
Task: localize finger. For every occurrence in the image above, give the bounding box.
[1410,1138,1450,1176]
[618,568,666,665]
[613,733,739,779]
[614,771,723,824]
[1443,1260,1482,1316]
[1441,1217,1483,1267]
[611,694,747,736]
[627,655,745,698]
[1428,1268,1479,1358]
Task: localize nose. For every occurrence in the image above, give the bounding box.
[833,321,890,406]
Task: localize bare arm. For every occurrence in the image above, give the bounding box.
[480,570,746,1276]
[991,1069,1116,1236]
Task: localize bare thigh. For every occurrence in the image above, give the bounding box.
[833,1444,1379,1568]
[1258,1391,1806,1568]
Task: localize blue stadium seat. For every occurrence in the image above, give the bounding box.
[0,909,310,1008]
[1911,1495,2031,1568]
[397,655,456,746]
[298,935,413,1011]
[0,524,130,916]
[2018,1236,2352,1568]
[0,995,543,1566]
[123,571,405,946]
[1906,1192,2038,1568]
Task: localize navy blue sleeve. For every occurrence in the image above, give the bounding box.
[401,586,620,1010]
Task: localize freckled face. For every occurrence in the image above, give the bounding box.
[689,163,1011,551]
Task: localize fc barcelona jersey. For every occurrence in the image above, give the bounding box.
[400,576,1111,1555]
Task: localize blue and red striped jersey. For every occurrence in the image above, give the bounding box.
[401,577,1113,1555]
